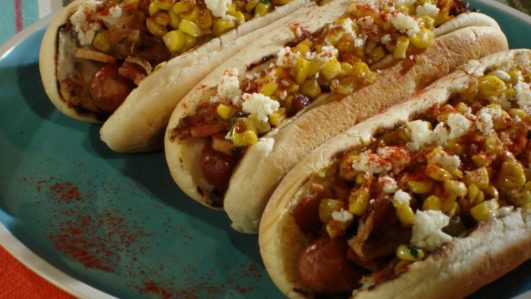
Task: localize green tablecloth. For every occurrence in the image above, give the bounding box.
[0,0,530,46]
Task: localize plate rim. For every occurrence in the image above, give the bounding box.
[0,1,529,298]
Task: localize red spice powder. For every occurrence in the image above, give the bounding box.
[49,182,81,202]
[139,280,173,299]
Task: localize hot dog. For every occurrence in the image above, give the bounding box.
[39,0,315,152]
[165,0,508,233]
[259,49,531,298]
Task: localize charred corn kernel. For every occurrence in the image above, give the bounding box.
[230,11,246,24]
[295,58,311,85]
[155,0,174,10]
[396,245,425,261]
[232,130,258,147]
[484,185,499,200]
[471,200,498,222]
[497,159,526,192]
[182,32,196,50]
[169,11,180,28]
[92,31,111,52]
[442,200,459,217]
[410,28,434,48]
[212,135,233,155]
[349,187,369,216]
[369,46,386,62]
[182,6,199,21]
[321,58,342,81]
[426,165,452,181]
[259,80,278,96]
[269,108,286,126]
[178,19,201,37]
[421,16,435,30]
[162,30,187,52]
[301,79,321,98]
[216,103,236,120]
[394,36,409,59]
[245,0,259,12]
[146,18,167,37]
[478,75,507,99]
[197,9,213,28]
[154,11,170,26]
[319,199,344,223]
[255,2,270,16]
[326,219,348,238]
[331,78,355,95]
[295,39,312,55]
[423,195,442,211]
[172,1,193,14]
[149,2,159,16]
[213,18,235,36]
[444,180,468,198]
[464,167,489,189]
[407,180,433,194]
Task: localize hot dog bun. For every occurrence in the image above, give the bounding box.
[259,49,531,299]
[39,0,312,147]
[165,5,508,232]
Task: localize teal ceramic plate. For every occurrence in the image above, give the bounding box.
[0,1,530,298]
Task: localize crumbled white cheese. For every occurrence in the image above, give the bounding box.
[205,0,231,18]
[447,113,471,139]
[406,120,433,151]
[317,46,338,62]
[411,210,452,251]
[331,209,353,223]
[475,107,501,135]
[433,123,449,145]
[342,18,356,38]
[492,70,511,81]
[389,13,420,36]
[393,189,411,205]
[379,175,398,193]
[276,47,300,68]
[431,152,461,170]
[217,68,241,104]
[415,3,440,18]
[254,137,275,153]
[279,90,288,100]
[242,93,280,122]
[380,34,392,44]
[295,26,303,37]
[69,0,102,46]
[354,37,366,48]
[352,146,410,175]
[515,81,531,113]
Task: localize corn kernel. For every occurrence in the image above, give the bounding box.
[426,165,452,181]
[182,32,196,50]
[255,2,270,16]
[178,19,202,37]
[423,195,442,211]
[269,108,286,126]
[410,28,434,48]
[339,155,358,181]
[396,244,425,261]
[295,39,312,55]
[349,187,369,216]
[154,11,170,26]
[162,30,187,52]
[155,0,174,10]
[407,180,433,194]
[149,2,159,16]
[301,79,321,98]
[196,9,213,28]
[182,6,200,21]
[232,130,258,147]
[319,199,344,223]
[245,0,259,12]
[172,1,193,14]
[369,46,386,62]
[216,103,236,120]
[442,200,459,217]
[213,18,235,36]
[464,167,489,189]
[248,114,271,134]
[92,31,111,52]
[259,80,278,97]
[331,78,355,95]
[321,58,342,81]
[497,159,526,193]
[478,75,507,100]
[421,16,435,30]
[230,11,246,24]
[508,69,523,84]
[444,180,468,198]
[470,200,498,222]
[169,11,180,28]
[308,60,323,77]
[326,220,348,238]
[212,135,233,155]
[295,58,311,85]
[146,18,167,37]
[394,36,410,59]
[395,204,415,227]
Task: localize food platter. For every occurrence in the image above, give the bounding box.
[0,0,529,298]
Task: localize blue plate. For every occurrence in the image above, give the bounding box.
[0,1,530,298]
